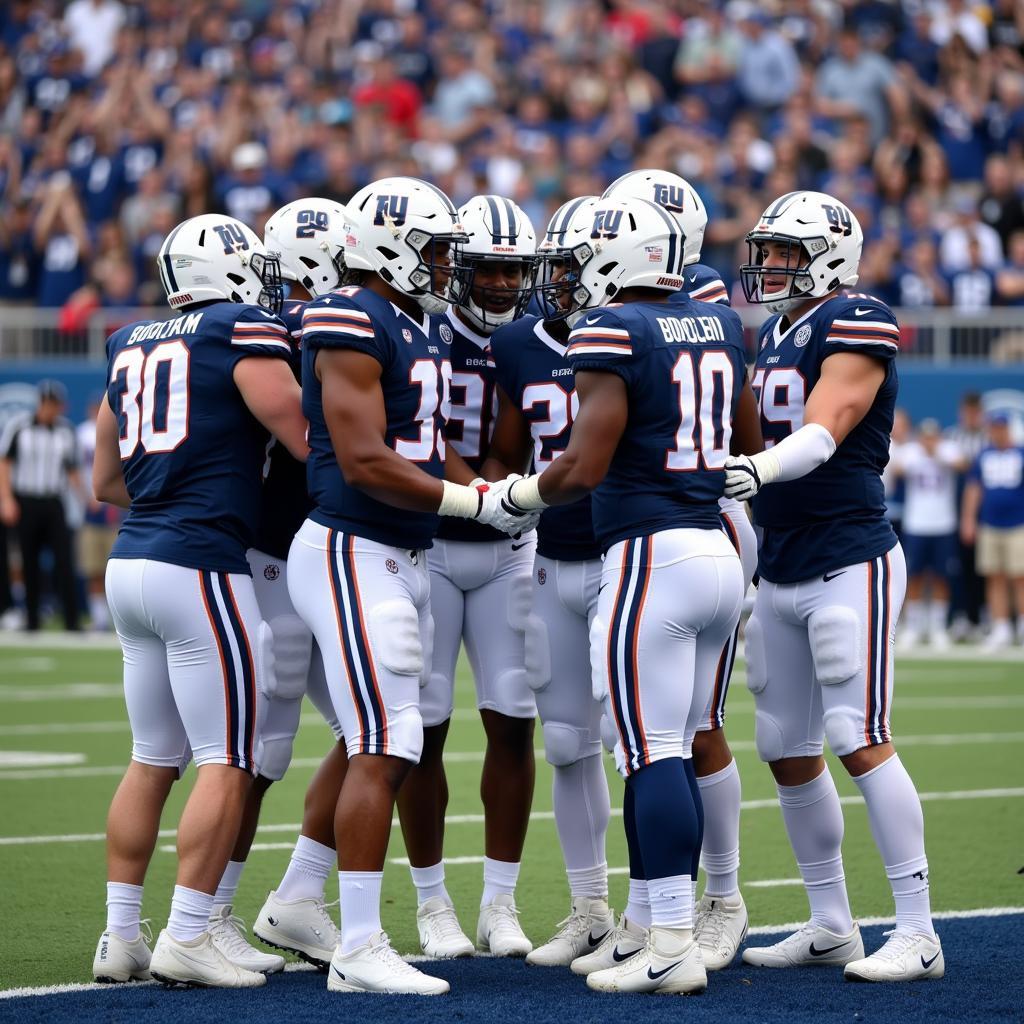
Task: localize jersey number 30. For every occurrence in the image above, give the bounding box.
[110,340,190,459]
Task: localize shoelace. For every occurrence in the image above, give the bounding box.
[139,919,154,945]
[369,933,417,975]
[694,903,728,950]
[872,929,919,961]
[487,902,527,941]
[424,904,466,941]
[316,899,342,939]
[211,912,258,956]
[551,910,590,942]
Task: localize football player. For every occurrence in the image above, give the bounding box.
[725,191,943,981]
[287,176,530,994]
[483,196,616,969]
[91,214,308,988]
[603,169,757,968]
[497,195,762,994]
[396,195,539,959]
[200,199,351,973]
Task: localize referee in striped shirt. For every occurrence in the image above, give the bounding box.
[0,381,82,631]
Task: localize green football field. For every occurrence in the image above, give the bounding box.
[0,638,1021,992]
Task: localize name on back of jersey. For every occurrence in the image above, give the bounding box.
[655,314,726,345]
[125,311,206,345]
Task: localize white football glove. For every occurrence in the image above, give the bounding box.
[479,475,542,536]
[723,454,764,501]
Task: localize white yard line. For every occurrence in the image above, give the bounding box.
[2,905,1021,999]
[6,786,1023,850]
[745,878,804,888]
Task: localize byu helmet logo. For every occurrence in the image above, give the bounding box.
[373,194,410,228]
[591,209,623,239]
[653,184,685,213]
[213,222,250,255]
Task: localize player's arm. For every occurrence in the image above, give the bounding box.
[444,448,478,486]
[724,352,885,500]
[512,370,628,508]
[730,376,763,456]
[92,399,131,508]
[960,478,982,546]
[234,357,309,462]
[480,384,533,480]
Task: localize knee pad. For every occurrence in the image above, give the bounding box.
[489,666,535,718]
[542,721,592,767]
[524,614,552,693]
[264,614,313,700]
[367,599,424,677]
[823,706,865,757]
[600,712,618,754]
[589,614,610,704]
[754,710,785,763]
[255,733,295,782]
[744,613,768,694]
[808,606,863,686]
[386,702,424,764]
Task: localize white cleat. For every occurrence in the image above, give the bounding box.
[742,921,863,968]
[417,898,475,959]
[693,892,748,971]
[586,927,706,995]
[254,890,340,970]
[208,904,285,974]
[844,929,944,982]
[477,894,533,957]
[526,896,615,967]
[149,929,266,988]
[327,931,449,994]
[928,630,951,650]
[92,924,153,983]
[571,914,648,976]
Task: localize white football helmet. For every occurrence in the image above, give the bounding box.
[535,196,598,321]
[603,169,707,267]
[343,176,468,314]
[741,191,864,314]
[537,196,686,326]
[264,198,348,297]
[157,213,283,313]
[453,195,537,333]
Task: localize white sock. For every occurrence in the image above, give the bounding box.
[991,618,1012,639]
[166,885,214,942]
[624,878,651,928]
[278,835,335,902]
[928,600,948,635]
[410,861,450,906]
[481,857,520,907]
[338,870,382,953]
[106,881,143,940]
[697,758,741,898]
[851,754,935,938]
[213,859,245,907]
[566,862,608,900]
[88,592,110,629]
[777,769,854,934]
[905,600,925,634]
[552,755,610,871]
[648,874,693,929]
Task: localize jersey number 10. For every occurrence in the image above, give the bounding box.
[110,340,190,459]
[665,350,734,471]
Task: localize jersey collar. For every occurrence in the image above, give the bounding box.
[533,319,567,357]
[772,302,819,349]
[447,307,490,350]
[390,303,430,336]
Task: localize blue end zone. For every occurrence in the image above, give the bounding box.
[3,916,1021,1023]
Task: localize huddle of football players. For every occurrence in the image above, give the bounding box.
[89,166,944,995]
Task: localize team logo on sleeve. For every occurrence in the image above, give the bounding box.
[795,324,812,348]
[439,323,453,345]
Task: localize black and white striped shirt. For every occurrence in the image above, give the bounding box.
[0,413,80,497]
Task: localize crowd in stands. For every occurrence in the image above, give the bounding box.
[0,0,1022,316]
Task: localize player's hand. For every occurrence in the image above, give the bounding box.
[478,476,541,536]
[723,455,763,501]
[960,519,976,547]
[0,495,18,527]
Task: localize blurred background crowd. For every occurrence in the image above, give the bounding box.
[0,0,1022,638]
[0,0,1023,315]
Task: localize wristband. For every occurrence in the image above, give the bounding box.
[508,474,548,511]
[751,422,836,485]
[438,479,484,519]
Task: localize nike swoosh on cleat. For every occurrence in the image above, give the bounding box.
[588,930,609,948]
[267,916,279,927]
[647,960,683,980]
[809,941,848,957]
[822,571,846,582]
[921,951,940,969]
[331,965,346,981]
[611,946,635,962]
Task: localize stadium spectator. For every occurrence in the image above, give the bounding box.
[735,11,799,115]
[961,413,1024,649]
[0,380,82,631]
[979,155,1024,248]
[0,197,38,306]
[949,236,996,313]
[940,195,1005,274]
[996,229,1024,305]
[896,238,950,308]
[891,419,967,648]
[63,0,125,77]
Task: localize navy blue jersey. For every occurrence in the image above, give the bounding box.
[490,316,601,562]
[434,309,505,544]
[106,302,291,574]
[302,287,447,550]
[252,299,312,560]
[751,294,900,584]
[566,297,747,549]
[675,262,729,305]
